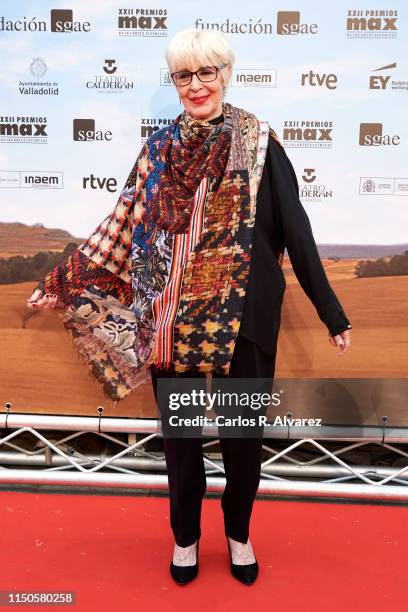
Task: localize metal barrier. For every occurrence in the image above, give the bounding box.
[2,409,408,501]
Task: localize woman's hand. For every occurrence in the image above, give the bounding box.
[328,329,351,355]
[26,289,65,310]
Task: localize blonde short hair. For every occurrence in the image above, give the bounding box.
[165,28,235,90]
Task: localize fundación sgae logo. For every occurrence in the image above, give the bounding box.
[117,7,168,36]
[72,119,112,142]
[276,11,318,35]
[194,12,318,35]
[194,17,273,34]
[359,123,400,146]
[0,9,91,32]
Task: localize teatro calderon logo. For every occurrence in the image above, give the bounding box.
[276,11,318,35]
[369,62,408,91]
[282,120,334,148]
[299,168,334,203]
[346,9,398,38]
[86,60,135,94]
[0,115,48,144]
[0,10,91,32]
[73,119,112,142]
[359,123,400,146]
[117,8,168,36]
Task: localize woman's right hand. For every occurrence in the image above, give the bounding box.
[26,289,65,310]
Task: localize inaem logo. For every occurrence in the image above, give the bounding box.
[0,170,63,189]
[369,62,396,89]
[302,168,316,183]
[359,123,400,146]
[103,59,117,75]
[277,11,318,35]
[73,119,112,141]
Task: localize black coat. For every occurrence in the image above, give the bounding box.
[210,114,352,357]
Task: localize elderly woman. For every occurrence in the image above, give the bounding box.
[27,28,351,586]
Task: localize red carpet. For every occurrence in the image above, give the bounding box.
[0,491,405,611]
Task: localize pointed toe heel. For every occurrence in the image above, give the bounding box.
[226,537,259,585]
[170,539,200,585]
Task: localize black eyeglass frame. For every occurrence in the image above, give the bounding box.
[170,63,228,86]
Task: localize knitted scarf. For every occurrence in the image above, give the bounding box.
[36,102,273,402]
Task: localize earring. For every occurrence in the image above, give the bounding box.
[179,95,182,105]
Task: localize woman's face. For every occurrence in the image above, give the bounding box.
[174,60,224,121]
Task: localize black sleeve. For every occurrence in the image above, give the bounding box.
[268,133,352,336]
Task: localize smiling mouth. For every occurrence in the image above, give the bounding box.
[190,95,210,104]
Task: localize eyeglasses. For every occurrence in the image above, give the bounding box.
[170,64,227,87]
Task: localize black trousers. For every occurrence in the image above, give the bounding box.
[150,333,276,547]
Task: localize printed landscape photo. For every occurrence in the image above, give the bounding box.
[1,222,407,419]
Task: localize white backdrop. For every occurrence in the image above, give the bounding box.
[1,0,407,247]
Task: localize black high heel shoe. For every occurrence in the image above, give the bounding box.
[226,536,259,585]
[170,538,200,585]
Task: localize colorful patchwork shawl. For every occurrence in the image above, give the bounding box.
[37,102,271,402]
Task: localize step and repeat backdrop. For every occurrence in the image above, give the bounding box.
[1,1,407,420]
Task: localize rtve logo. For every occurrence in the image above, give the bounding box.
[369,62,396,89]
[83,174,117,192]
[301,71,337,89]
[73,119,112,141]
[277,11,318,35]
[359,123,400,146]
